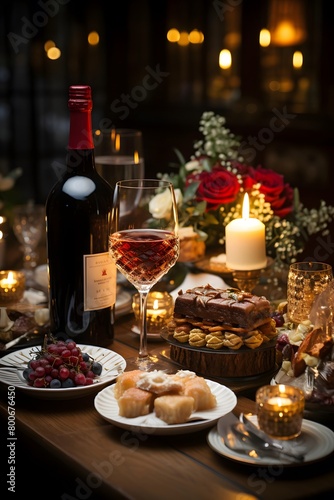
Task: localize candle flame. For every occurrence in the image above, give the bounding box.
[153,299,159,310]
[134,151,139,164]
[115,133,120,152]
[242,193,250,219]
[7,271,14,283]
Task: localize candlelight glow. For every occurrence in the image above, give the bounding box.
[134,151,139,164]
[44,40,55,52]
[167,29,180,43]
[259,29,271,47]
[188,29,204,44]
[242,193,250,218]
[293,51,303,68]
[178,31,189,46]
[115,133,121,151]
[88,31,99,46]
[47,47,61,60]
[219,49,232,69]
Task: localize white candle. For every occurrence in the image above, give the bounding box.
[225,193,267,270]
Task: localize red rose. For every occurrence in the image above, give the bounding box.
[251,166,294,218]
[186,166,240,210]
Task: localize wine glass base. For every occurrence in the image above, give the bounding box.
[125,354,176,373]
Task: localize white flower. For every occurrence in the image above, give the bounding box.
[149,189,174,219]
[185,160,200,172]
[174,188,183,207]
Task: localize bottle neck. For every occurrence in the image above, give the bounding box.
[68,108,94,150]
[66,149,96,173]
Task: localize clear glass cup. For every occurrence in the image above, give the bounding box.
[12,203,45,286]
[94,128,145,187]
[287,261,333,324]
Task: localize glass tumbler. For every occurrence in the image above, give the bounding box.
[287,261,333,324]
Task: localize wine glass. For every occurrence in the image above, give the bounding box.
[109,179,179,370]
[95,128,145,187]
[12,203,45,286]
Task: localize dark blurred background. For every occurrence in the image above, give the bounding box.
[1,0,333,207]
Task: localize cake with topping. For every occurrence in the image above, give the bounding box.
[166,284,277,377]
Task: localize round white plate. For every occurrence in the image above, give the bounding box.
[94,379,237,435]
[207,415,334,466]
[0,345,126,400]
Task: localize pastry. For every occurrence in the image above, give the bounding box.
[117,387,154,418]
[292,326,333,377]
[168,284,276,351]
[136,370,183,395]
[154,395,195,424]
[182,376,216,411]
[113,370,144,399]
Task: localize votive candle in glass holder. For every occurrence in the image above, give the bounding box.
[132,291,174,333]
[0,270,26,305]
[256,384,305,440]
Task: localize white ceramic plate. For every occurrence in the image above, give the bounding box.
[94,379,237,435]
[207,415,334,466]
[0,345,126,400]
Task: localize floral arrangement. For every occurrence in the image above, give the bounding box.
[158,111,334,264]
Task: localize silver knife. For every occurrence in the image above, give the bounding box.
[239,413,305,461]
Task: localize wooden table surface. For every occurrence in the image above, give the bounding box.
[1,313,334,500]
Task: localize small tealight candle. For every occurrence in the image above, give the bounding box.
[256,384,305,440]
[0,270,26,305]
[132,291,174,333]
[225,193,267,270]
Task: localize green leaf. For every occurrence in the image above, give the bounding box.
[183,182,200,201]
[173,148,186,165]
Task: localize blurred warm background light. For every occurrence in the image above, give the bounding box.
[167,28,180,42]
[47,47,61,60]
[219,49,232,69]
[259,29,271,47]
[88,31,99,46]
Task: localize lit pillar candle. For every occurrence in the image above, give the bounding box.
[225,193,267,270]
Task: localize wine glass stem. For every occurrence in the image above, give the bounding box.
[138,291,149,358]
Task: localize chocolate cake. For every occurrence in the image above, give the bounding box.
[173,284,271,330]
[166,284,277,377]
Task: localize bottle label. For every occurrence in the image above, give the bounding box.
[83,252,116,311]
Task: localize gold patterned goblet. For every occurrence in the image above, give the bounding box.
[287,261,333,324]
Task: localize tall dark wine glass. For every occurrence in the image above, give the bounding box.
[109,179,179,369]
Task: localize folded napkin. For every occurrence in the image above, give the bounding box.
[170,273,228,301]
[23,288,48,305]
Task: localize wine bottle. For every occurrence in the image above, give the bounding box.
[46,85,116,344]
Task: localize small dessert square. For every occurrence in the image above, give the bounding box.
[154,395,195,424]
[113,370,144,399]
[117,387,154,418]
[182,376,216,411]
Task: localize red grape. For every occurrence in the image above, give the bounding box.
[25,339,103,389]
